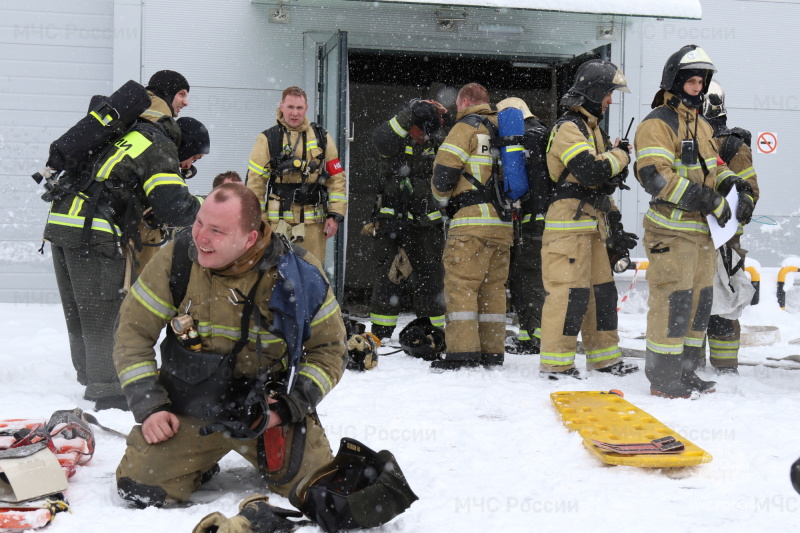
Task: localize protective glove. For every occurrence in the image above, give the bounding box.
[237,495,310,533]
[697,186,732,227]
[605,166,630,192]
[605,211,639,251]
[734,179,755,223]
[199,378,270,440]
[193,495,310,533]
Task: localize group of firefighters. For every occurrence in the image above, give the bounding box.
[359,44,758,399]
[39,42,759,529]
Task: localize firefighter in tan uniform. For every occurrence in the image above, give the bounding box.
[246,86,347,262]
[701,80,759,374]
[634,45,742,398]
[540,60,639,379]
[114,184,347,507]
[430,83,513,370]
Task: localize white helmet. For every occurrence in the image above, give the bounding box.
[702,79,726,119]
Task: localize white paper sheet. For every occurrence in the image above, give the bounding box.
[707,188,739,249]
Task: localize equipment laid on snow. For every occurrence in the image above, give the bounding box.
[289,438,418,533]
[31,80,152,203]
[551,390,713,467]
[346,333,380,371]
[0,494,70,531]
[590,436,685,454]
[0,409,96,530]
[193,494,311,533]
[791,457,800,495]
[399,317,445,361]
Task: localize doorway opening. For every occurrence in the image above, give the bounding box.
[343,47,607,314]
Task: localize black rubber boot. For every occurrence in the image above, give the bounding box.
[481,353,504,368]
[371,325,395,341]
[95,395,130,411]
[682,346,716,394]
[431,351,480,371]
[539,368,583,380]
[645,350,695,398]
[505,337,540,355]
[595,360,640,376]
[199,463,221,485]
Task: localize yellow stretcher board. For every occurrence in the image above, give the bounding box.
[551,390,713,467]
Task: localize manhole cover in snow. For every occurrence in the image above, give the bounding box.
[740,325,781,346]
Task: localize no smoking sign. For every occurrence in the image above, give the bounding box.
[757,132,777,154]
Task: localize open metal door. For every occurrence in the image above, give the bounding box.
[317,30,348,301]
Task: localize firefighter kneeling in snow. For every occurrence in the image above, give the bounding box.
[539,60,639,380]
[114,184,346,508]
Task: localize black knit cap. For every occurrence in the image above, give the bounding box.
[176,117,210,161]
[147,70,190,105]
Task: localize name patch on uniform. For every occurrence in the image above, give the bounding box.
[327,158,344,175]
[476,134,492,156]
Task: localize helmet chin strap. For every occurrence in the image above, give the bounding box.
[581,99,604,119]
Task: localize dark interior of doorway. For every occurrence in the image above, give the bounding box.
[343,48,604,316]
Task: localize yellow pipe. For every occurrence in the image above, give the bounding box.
[777,265,799,310]
[744,266,760,282]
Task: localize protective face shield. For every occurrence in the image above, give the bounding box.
[702,79,727,119]
[659,44,716,95]
[398,317,446,361]
[290,438,419,533]
[561,59,630,107]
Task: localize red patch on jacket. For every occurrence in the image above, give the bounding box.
[326,158,344,175]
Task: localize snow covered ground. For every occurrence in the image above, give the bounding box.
[2,266,799,532]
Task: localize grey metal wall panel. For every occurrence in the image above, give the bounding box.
[0,0,114,303]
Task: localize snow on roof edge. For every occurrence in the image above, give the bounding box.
[346,1,702,21]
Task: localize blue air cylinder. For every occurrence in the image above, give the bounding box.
[497,106,527,201]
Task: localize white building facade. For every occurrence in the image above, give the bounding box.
[1,0,796,305]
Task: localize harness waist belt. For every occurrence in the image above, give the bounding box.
[550,182,612,213]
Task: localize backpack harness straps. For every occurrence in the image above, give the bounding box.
[445,112,513,222]
[76,119,167,258]
[264,122,330,222]
[169,228,265,358]
[549,112,614,219]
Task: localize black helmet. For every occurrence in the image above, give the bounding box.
[176,117,210,161]
[409,99,441,135]
[290,438,418,533]
[659,44,716,95]
[792,456,800,495]
[398,317,445,361]
[702,79,726,119]
[561,59,630,107]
